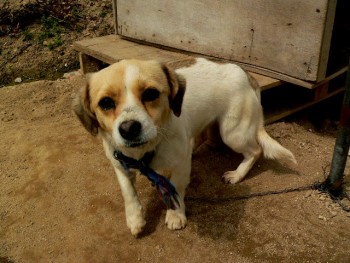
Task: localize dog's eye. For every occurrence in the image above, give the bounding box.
[142,88,160,102]
[98,97,115,111]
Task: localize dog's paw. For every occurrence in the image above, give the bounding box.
[165,209,187,230]
[223,171,242,184]
[127,215,146,237]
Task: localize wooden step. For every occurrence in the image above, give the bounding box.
[73,35,282,91]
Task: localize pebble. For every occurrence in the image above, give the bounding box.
[304,190,312,198]
[14,77,22,83]
[319,195,326,201]
[63,71,82,79]
[329,211,337,217]
[318,215,327,221]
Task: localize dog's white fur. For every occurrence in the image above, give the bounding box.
[73,58,296,236]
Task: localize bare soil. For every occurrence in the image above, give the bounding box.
[1,76,350,263]
[0,0,114,87]
[1,1,350,263]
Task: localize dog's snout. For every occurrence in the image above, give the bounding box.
[119,120,142,140]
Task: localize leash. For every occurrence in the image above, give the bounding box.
[113,150,180,210]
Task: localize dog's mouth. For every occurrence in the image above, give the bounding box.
[125,140,147,148]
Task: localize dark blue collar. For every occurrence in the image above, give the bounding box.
[113,150,180,210]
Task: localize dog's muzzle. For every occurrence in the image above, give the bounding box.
[118,120,146,147]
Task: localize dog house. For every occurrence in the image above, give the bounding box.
[74,0,350,123]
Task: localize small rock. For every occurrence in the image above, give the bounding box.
[63,71,81,79]
[304,190,313,198]
[319,195,326,201]
[329,211,337,218]
[318,215,327,221]
[14,77,22,83]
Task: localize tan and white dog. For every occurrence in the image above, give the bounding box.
[73,58,296,236]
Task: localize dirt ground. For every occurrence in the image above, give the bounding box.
[1,76,350,263]
[0,0,114,87]
[1,1,350,262]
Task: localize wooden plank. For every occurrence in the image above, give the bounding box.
[263,79,345,124]
[265,87,344,124]
[79,53,104,74]
[74,35,118,48]
[239,63,314,89]
[313,66,348,89]
[73,35,282,90]
[116,0,335,82]
[317,0,338,80]
[112,0,118,35]
[314,83,329,101]
[248,72,282,91]
[74,35,191,65]
[239,63,348,89]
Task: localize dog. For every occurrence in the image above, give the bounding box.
[73,58,297,236]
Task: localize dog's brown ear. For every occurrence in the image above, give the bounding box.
[162,64,186,117]
[72,79,99,136]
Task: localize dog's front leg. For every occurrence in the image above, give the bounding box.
[165,194,187,230]
[165,160,191,230]
[113,166,146,236]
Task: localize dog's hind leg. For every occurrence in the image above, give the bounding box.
[220,119,262,184]
[223,144,261,184]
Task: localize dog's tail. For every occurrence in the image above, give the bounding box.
[257,126,297,165]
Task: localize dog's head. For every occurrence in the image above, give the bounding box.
[73,59,186,156]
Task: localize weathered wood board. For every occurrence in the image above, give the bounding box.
[74,35,191,65]
[116,0,337,82]
[73,35,282,90]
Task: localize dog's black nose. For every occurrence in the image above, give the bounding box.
[119,120,142,141]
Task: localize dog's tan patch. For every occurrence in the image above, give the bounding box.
[87,65,127,133]
[86,60,179,134]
